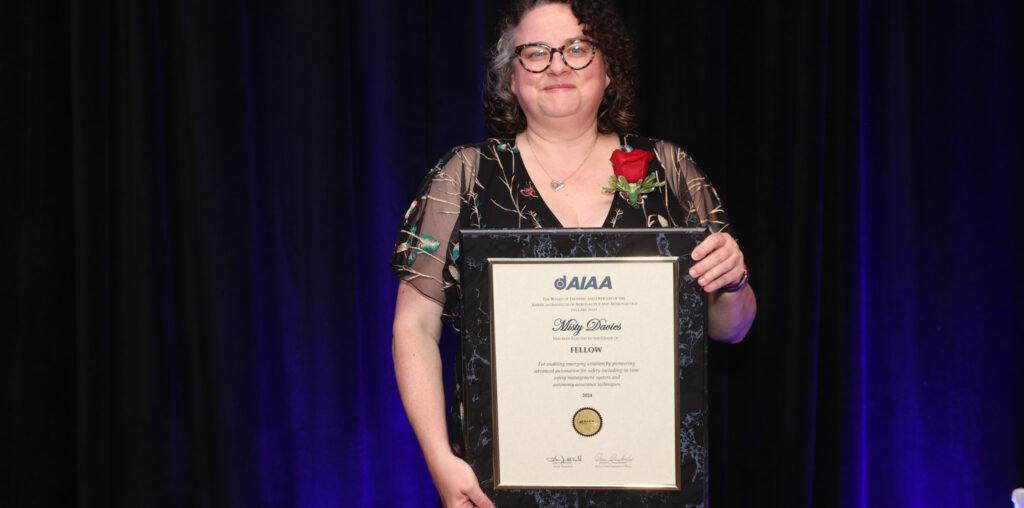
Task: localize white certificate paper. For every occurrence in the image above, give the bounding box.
[490,257,681,489]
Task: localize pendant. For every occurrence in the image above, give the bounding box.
[550,180,566,191]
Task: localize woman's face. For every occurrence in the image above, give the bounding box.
[510,3,610,129]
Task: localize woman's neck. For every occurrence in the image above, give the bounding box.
[519,121,602,157]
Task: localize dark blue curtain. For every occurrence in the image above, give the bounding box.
[3,0,1021,506]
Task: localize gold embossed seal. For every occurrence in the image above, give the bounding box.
[572,407,602,437]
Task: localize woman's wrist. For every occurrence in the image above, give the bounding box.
[424,444,458,467]
[721,265,749,293]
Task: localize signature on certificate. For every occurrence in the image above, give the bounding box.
[545,455,583,466]
[594,452,634,466]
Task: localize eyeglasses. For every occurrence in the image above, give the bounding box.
[514,39,599,73]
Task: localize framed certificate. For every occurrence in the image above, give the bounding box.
[459,228,709,506]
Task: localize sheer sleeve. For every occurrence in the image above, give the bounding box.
[391,146,480,312]
[653,140,733,236]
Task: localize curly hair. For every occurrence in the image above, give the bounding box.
[483,0,638,136]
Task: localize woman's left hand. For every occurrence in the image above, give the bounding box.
[689,232,745,293]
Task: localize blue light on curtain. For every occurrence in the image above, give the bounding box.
[851,1,1023,506]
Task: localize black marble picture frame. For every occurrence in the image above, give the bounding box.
[459,228,709,507]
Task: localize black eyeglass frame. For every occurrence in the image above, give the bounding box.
[513,39,600,73]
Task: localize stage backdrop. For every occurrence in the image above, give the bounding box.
[4,0,1022,506]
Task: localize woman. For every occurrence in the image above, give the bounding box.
[391,1,756,506]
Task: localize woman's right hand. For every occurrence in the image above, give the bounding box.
[428,453,493,508]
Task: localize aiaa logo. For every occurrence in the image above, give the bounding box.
[553,275,613,290]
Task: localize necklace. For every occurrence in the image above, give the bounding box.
[524,133,599,191]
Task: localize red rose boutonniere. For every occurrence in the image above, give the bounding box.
[602,147,665,208]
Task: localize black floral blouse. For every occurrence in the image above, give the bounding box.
[390,133,732,455]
